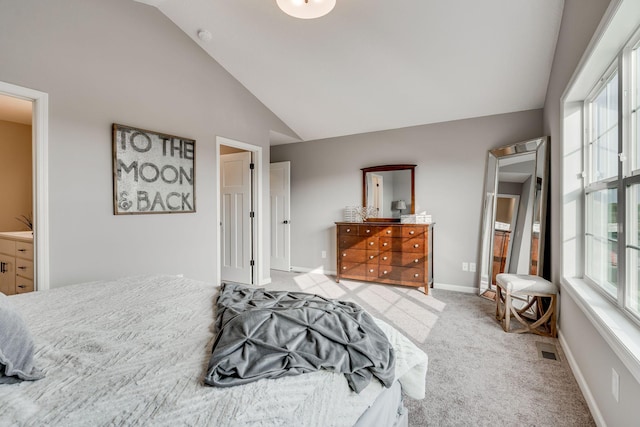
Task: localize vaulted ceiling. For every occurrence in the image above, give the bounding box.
[136,0,564,143]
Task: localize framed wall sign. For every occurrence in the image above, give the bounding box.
[112,123,196,215]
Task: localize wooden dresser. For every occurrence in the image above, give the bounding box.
[0,232,35,295]
[335,222,434,294]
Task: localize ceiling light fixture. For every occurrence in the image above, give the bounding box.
[276,0,336,20]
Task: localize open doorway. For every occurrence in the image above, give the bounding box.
[0,82,49,292]
[217,136,262,286]
[0,94,33,295]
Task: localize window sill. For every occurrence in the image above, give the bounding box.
[562,277,640,384]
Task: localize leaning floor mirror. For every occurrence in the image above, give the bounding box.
[478,137,549,299]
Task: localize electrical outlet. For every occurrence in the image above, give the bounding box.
[321,251,327,259]
[462,262,469,271]
[612,368,619,402]
[469,262,476,272]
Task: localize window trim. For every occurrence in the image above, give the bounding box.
[562,276,640,385]
[561,0,640,387]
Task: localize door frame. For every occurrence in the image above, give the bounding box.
[496,193,520,273]
[0,81,49,291]
[216,136,263,286]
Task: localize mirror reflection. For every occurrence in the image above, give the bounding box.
[362,165,415,220]
[478,137,548,298]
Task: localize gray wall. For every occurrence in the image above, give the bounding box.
[271,109,543,289]
[543,0,640,424]
[0,0,295,287]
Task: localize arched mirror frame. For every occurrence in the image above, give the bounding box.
[478,137,549,298]
[362,164,416,222]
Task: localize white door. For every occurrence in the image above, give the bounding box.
[372,174,383,217]
[221,151,253,284]
[270,162,290,271]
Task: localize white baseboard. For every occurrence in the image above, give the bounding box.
[558,330,606,427]
[433,282,477,294]
[290,266,337,275]
[258,277,272,286]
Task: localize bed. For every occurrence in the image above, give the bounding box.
[0,275,428,426]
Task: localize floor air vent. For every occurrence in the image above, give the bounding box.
[535,341,559,361]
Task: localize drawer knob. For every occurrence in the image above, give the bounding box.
[414,259,419,263]
[414,273,419,278]
[369,269,374,273]
[18,266,27,270]
[369,255,374,259]
[18,249,27,252]
[409,231,415,235]
[342,253,347,257]
[343,266,347,270]
[18,284,26,288]
[383,270,388,274]
[383,256,387,260]
[386,230,391,234]
[366,229,371,233]
[369,242,375,246]
[346,228,351,233]
[383,242,388,246]
[414,244,419,248]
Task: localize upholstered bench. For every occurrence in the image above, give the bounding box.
[495,273,557,337]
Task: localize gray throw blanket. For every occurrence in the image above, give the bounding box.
[204,283,395,393]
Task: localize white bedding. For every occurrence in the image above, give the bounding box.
[0,275,428,426]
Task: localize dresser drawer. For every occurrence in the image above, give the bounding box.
[379,226,426,238]
[379,236,426,252]
[402,237,427,253]
[338,235,368,250]
[0,238,16,257]
[365,251,379,263]
[401,226,426,238]
[339,249,367,263]
[358,226,380,237]
[339,263,367,280]
[15,277,34,294]
[379,227,400,238]
[365,265,379,278]
[337,225,359,236]
[16,242,34,260]
[379,252,425,267]
[16,242,33,259]
[16,258,34,280]
[379,266,425,283]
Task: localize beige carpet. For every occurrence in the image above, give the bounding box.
[264,270,595,427]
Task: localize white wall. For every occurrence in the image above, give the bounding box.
[543,0,640,425]
[271,109,543,289]
[0,0,296,287]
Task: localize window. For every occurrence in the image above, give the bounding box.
[626,183,640,314]
[562,0,640,385]
[584,37,640,321]
[585,69,619,299]
[585,188,618,296]
[626,44,640,317]
[587,71,618,184]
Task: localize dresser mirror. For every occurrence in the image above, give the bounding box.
[362,164,416,221]
[478,137,548,299]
